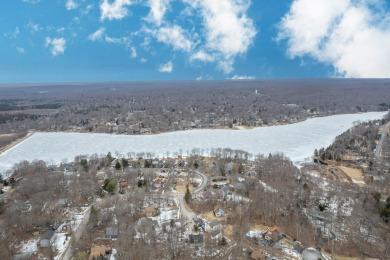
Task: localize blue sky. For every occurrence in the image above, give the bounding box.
[0,0,389,83]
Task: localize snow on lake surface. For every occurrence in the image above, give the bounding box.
[0,112,387,173]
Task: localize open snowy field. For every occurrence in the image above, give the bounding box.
[0,112,387,174]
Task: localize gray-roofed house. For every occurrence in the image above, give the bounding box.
[189,234,203,244]
[39,230,56,248]
[105,227,119,239]
[210,229,222,241]
[205,220,221,232]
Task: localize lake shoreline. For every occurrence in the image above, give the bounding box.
[0,111,387,175]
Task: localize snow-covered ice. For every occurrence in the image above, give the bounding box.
[0,112,386,174]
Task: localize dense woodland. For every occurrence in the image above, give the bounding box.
[1,79,390,150]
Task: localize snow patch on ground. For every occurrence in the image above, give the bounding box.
[54,233,68,259]
[246,230,264,238]
[259,180,278,193]
[18,239,38,253]
[151,208,179,225]
[110,248,117,260]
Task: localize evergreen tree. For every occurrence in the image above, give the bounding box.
[121,158,129,168]
[184,187,192,204]
[115,161,121,170]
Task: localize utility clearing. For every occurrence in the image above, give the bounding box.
[338,166,365,185]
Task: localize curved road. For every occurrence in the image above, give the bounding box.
[192,170,209,193]
[375,122,390,160]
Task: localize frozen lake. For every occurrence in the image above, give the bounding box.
[0,111,387,174]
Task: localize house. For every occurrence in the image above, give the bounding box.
[193,218,205,231]
[105,227,119,239]
[213,205,227,217]
[225,162,235,174]
[189,234,203,244]
[264,227,283,244]
[57,198,70,207]
[251,250,266,260]
[153,179,163,189]
[219,185,233,198]
[39,230,56,247]
[210,229,223,241]
[89,245,109,260]
[144,206,158,217]
[205,220,221,233]
[302,248,324,260]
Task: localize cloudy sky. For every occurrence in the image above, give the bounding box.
[0,0,389,83]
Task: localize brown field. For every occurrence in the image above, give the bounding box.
[176,183,194,193]
[223,224,233,240]
[338,166,364,183]
[251,224,270,231]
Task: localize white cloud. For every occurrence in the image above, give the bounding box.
[146,0,170,26]
[27,22,42,33]
[190,50,215,62]
[66,0,77,10]
[278,0,390,78]
[183,0,257,73]
[140,57,147,63]
[231,75,255,80]
[88,28,131,48]
[4,27,20,38]
[16,47,25,54]
[22,0,41,4]
[88,28,106,41]
[100,0,132,21]
[159,61,173,73]
[45,37,66,56]
[130,47,137,58]
[154,25,193,52]
[56,27,65,34]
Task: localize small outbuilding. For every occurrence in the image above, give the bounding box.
[39,230,56,248]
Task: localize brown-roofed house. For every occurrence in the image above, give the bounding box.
[89,245,107,260]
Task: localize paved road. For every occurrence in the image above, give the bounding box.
[173,193,196,220]
[158,170,208,222]
[174,170,208,221]
[192,170,209,193]
[59,206,91,260]
[375,122,390,160]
